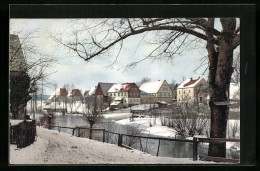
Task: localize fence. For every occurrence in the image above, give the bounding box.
[38,123,240,163]
[10,120,37,148]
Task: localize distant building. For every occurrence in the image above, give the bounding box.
[83,90,89,97]
[47,88,68,104]
[139,80,173,104]
[108,83,140,108]
[68,89,83,102]
[95,82,114,106]
[177,77,208,105]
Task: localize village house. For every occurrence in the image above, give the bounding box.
[68,89,83,102]
[95,82,114,108]
[177,77,208,105]
[9,34,29,119]
[139,80,173,104]
[46,88,68,104]
[108,83,140,108]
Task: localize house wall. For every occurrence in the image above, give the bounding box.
[140,81,173,104]
[177,79,208,104]
[108,84,141,107]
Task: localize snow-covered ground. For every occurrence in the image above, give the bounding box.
[10,127,214,164]
[116,117,176,138]
[116,117,240,151]
[103,112,132,118]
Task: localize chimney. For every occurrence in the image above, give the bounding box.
[158,80,160,81]
[190,77,192,81]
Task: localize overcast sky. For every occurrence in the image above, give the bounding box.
[10,19,238,95]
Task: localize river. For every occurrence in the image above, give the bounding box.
[36,112,239,160]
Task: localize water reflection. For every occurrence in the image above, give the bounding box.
[48,114,238,159]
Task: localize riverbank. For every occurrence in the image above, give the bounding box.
[10,126,214,164]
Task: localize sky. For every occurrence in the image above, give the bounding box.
[10,19,239,95]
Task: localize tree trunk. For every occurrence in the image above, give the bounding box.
[207,18,236,157]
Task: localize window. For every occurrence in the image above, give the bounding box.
[189,90,190,93]
[164,92,166,96]
[184,90,185,94]
[200,97,202,103]
[179,90,180,94]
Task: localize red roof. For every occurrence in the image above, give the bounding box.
[109,83,136,92]
[183,78,200,87]
[60,88,68,96]
[69,89,82,97]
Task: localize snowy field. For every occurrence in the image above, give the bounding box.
[10,127,214,164]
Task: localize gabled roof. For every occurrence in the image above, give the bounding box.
[69,89,82,97]
[48,88,68,100]
[84,90,89,97]
[108,83,136,93]
[178,77,204,89]
[98,83,115,96]
[86,86,96,97]
[139,80,164,94]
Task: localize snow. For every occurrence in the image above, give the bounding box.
[44,101,85,114]
[86,86,96,97]
[108,83,132,93]
[10,127,213,164]
[103,113,132,118]
[130,104,159,110]
[230,83,240,100]
[139,80,164,93]
[47,88,62,101]
[110,101,121,105]
[116,118,176,138]
[178,77,203,89]
[10,120,24,126]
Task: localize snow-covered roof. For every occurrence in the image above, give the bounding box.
[178,77,204,89]
[110,101,121,106]
[86,86,96,97]
[108,83,135,93]
[10,119,24,126]
[98,83,115,96]
[114,97,123,101]
[48,88,68,100]
[139,80,164,94]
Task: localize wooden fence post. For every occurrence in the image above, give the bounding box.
[139,137,143,152]
[103,129,105,143]
[193,137,198,161]
[118,134,122,146]
[77,127,80,137]
[72,128,75,136]
[156,139,161,156]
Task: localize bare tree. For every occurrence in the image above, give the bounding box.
[10,30,56,119]
[136,77,151,87]
[51,18,240,157]
[83,96,103,139]
[63,83,75,113]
